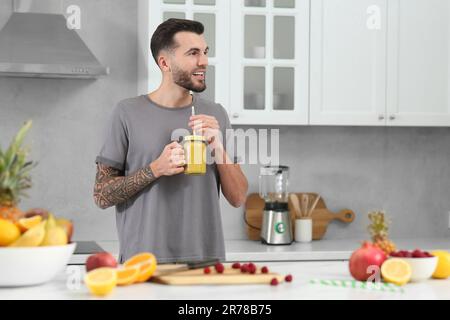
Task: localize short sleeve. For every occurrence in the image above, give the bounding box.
[95,103,128,171]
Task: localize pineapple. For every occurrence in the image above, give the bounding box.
[0,120,35,221]
[367,210,396,255]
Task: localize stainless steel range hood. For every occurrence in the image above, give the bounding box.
[0,0,109,79]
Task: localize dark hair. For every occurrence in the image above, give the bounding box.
[151,18,204,66]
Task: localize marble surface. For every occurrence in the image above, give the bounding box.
[69,238,450,264]
[1,261,449,300]
[224,238,450,261]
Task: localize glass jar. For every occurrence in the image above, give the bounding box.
[183,135,207,175]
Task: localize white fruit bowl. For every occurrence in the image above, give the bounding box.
[399,256,438,282]
[0,242,76,287]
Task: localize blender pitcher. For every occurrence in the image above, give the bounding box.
[259,166,293,245]
[259,166,289,203]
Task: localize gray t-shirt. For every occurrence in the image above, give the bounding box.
[96,94,232,263]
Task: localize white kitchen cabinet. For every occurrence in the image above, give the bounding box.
[310,0,388,126]
[310,0,450,127]
[138,0,230,109]
[138,0,309,125]
[139,0,450,127]
[228,0,310,125]
[386,0,450,126]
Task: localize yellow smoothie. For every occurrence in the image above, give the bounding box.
[183,135,206,175]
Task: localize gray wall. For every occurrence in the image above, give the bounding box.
[1,0,449,243]
[225,126,450,240]
[0,0,137,241]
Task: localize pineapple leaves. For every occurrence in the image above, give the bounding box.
[3,120,32,171]
[0,120,34,205]
[12,120,32,149]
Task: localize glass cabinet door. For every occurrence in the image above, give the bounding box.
[141,0,306,125]
[143,0,229,108]
[230,0,309,125]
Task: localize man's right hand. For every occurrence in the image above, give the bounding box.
[150,141,185,178]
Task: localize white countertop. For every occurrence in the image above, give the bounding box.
[224,238,450,261]
[69,238,450,264]
[1,261,449,300]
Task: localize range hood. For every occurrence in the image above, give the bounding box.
[0,0,109,79]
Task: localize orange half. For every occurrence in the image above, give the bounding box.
[116,265,140,286]
[123,252,158,283]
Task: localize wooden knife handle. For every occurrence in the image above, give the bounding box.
[335,209,355,223]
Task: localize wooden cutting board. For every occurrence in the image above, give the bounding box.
[151,264,284,285]
[245,193,355,240]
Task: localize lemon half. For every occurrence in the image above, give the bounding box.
[381,258,412,286]
[84,267,117,296]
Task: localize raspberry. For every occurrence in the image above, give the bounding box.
[285,274,293,282]
[204,267,211,274]
[270,278,279,286]
[412,249,423,258]
[261,266,269,274]
[232,262,241,269]
[249,266,257,274]
[411,249,429,258]
[404,251,413,258]
[248,262,256,269]
[416,253,426,258]
[240,264,249,273]
[400,250,408,256]
[390,252,399,257]
[215,263,224,273]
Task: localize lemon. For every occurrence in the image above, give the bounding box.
[84,267,117,296]
[41,226,68,246]
[0,219,21,246]
[16,215,42,233]
[431,251,450,279]
[9,221,46,247]
[381,258,412,286]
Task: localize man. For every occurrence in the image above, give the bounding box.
[94,19,248,263]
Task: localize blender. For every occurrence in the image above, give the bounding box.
[259,165,293,245]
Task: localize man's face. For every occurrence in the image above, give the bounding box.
[167,32,209,93]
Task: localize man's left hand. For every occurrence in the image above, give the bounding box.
[188,114,222,149]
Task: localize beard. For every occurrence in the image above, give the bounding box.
[171,64,207,93]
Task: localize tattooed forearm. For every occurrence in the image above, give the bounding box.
[94,163,157,209]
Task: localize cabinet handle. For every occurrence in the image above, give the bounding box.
[232,113,239,119]
[389,115,396,120]
[378,114,385,120]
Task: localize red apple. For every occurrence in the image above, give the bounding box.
[85,252,118,272]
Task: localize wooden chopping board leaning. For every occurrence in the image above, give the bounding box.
[244,193,355,240]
